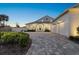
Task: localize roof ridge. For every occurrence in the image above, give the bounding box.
[35,15,54,22]
[26,15,54,25]
[54,3,77,21]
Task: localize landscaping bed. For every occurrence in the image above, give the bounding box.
[69,36,79,44]
[27,30,36,32]
[44,29,50,32]
[0,32,31,55]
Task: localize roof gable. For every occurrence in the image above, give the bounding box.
[54,4,78,22]
[26,15,54,25]
[34,15,54,23]
[72,4,79,8]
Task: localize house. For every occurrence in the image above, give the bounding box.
[25,4,79,37]
[52,4,79,37]
[12,27,27,32]
[25,16,54,32]
[0,26,12,31]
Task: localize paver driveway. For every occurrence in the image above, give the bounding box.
[26,32,79,55]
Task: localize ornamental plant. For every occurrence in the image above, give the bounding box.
[0,32,30,47]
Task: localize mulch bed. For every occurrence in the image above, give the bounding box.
[0,39,32,55]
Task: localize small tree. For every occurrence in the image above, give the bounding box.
[0,15,8,27]
[16,23,20,28]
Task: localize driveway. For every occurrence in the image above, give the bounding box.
[26,32,79,55]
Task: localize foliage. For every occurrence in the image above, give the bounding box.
[0,32,30,47]
[27,30,35,32]
[45,29,50,32]
[69,36,79,44]
[16,24,20,28]
[69,36,79,40]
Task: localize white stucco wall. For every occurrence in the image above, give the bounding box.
[52,24,57,33]
[69,11,79,36]
[52,12,71,37]
[26,23,53,32]
[59,13,70,37]
[52,8,79,37]
[52,22,58,33]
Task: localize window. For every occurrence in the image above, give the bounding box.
[46,18,48,20]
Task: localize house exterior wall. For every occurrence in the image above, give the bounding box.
[26,23,53,32]
[0,23,1,26]
[58,12,70,37]
[52,8,79,37]
[69,8,79,36]
[52,12,71,37]
[52,24,58,33]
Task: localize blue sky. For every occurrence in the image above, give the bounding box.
[0,3,75,27]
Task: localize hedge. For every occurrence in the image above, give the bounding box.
[0,32,30,47]
[27,30,35,32]
[69,36,79,40]
[45,29,50,32]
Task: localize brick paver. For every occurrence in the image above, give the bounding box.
[26,32,79,55]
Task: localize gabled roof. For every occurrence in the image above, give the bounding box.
[54,3,79,22]
[26,15,54,25]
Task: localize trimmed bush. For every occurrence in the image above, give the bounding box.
[27,30,35,32]
[45,29,50,32]
[69,36,79,44]
[0,32,30,47]
[69,36,79,40]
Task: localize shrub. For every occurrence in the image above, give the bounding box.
[0,32,30,47]
[45,29,50,32]
[69,36,79,44]
[27,30,35,32]
[69,36,79,40]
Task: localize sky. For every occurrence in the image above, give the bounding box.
[0,3,75,27]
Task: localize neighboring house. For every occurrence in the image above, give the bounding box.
[52,4,79,37]
[25,15,54,32]
[0,22,1,26]
[0,26,12,31]
[0,23,1,26]
[12,27,27,32]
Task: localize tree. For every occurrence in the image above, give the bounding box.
[0,15,9,27]
[16,23,20,28]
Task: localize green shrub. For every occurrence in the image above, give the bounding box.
[69,36,79,44]
[27,30,35,32]
[0,32,30,47]
[45,29,50,32]
[69,36,79,40]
